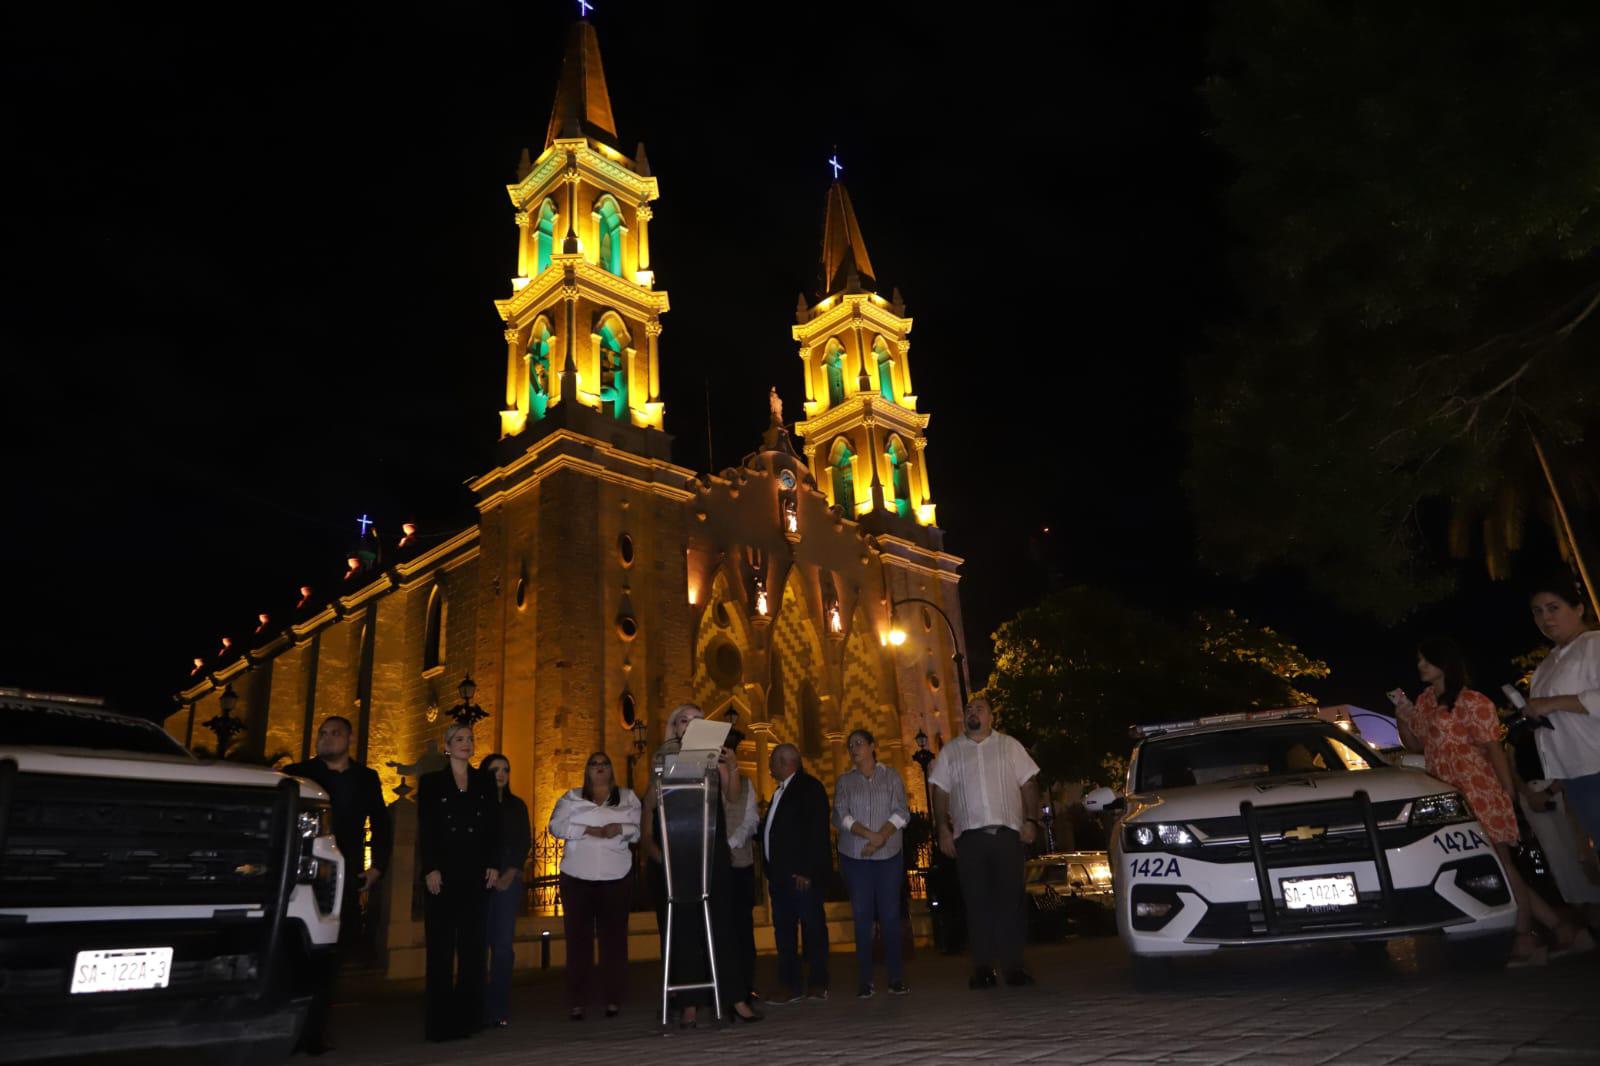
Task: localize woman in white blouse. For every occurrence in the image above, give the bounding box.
[549,752,641,1020]
[1523,577,1600,936]
[1526,581,1600,828]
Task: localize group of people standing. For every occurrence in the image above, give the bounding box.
[287,691,1048,1045]
[1393,575,1600,967]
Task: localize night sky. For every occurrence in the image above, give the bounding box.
[1,2,1564,718]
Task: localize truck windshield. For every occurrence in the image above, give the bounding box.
[0,701,191,757]
[1136,723,1381,791]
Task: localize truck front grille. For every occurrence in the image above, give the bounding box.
[0,774,282,908]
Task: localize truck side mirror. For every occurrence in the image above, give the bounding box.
[1083,786,1122,813]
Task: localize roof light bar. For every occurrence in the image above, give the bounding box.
[1130,706,1320,739]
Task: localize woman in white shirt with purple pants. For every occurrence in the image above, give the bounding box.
[549,753,641,1020]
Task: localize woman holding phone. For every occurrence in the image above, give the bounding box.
[1394,637,1591,966]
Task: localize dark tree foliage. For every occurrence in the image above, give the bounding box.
[1190,3,1600,619]
[985,588,1327,786]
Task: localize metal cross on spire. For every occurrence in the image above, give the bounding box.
[828,152,843,180]
[577,0,593,16]
[356,514,374,537]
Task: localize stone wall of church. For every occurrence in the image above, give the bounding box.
[474,463,698,858]
[364,553,482,802]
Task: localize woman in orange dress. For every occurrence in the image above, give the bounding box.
[1395,637,1591,966]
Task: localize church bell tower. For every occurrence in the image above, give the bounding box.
[793,180,936,528]
[495,18,668,442]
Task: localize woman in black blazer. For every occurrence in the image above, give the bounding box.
[417,722,500,1042]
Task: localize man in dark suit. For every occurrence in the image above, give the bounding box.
[760,743,832,1002]
[283,716,394,1053]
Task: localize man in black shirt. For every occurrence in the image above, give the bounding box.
[284,715,395,1052]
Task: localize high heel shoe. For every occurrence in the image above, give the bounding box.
[729,1003,764,1024]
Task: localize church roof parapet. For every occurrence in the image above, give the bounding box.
[794,393,930,441]
[792,290,910,336]
[507,140,659,212]
[470,427,697,511]
[494,253,669,324]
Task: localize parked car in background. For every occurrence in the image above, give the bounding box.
[1085,707,1517,985]
[1025,850,1116,940]
[0,688,343,1063]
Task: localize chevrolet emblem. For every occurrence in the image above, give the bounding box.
[233,863,267,877]
[1282,825,1325,842]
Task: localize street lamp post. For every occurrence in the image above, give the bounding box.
[202,683,247,758]
[448,675,488,726]
[625,717,648,789]
[911,728,935,816]
[888,596,970,709]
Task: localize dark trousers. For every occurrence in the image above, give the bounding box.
[954,826,1026,972]
[768,874,829,995]
[484,873,520,1024]
[560,872,631,1010]
[728,864,757,999]
[647,859,668,948]
[840,854,903,986]
[299,882,362,1048]
[423,880,488,1041]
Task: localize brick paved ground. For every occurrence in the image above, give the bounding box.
[319,935,1600,1066]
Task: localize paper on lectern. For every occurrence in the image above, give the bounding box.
[679,718,732,753]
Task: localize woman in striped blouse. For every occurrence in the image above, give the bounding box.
[833,728,911,998]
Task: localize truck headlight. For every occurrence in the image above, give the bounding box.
[1125,823,1196,850]
[297,805,331,882]
[1408,792,1473,827]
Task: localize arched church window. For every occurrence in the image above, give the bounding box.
[873,336,895,402]
[423,585,447,672]
[535,198,558,275]
[596,312,631,420]
[528,316,554,421]
[886,435,913,518]
[596,195,624,275]
[824,339,846,406]
[829,437,856,514]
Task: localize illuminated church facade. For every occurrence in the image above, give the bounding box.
[167,19,967,843]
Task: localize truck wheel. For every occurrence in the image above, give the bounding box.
[1131,954,1173,991]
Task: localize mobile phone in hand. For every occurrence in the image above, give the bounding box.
[1385,688,1408,707]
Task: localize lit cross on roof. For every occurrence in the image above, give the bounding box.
[356,514,374,537]
[577,0,593,16]
[828,153,843,180]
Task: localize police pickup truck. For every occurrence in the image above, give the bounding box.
[0,689,343,1062]
[1084,708,1516,982]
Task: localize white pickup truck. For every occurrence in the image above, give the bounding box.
[0,688,343,1062]
[1086,708,1517,983]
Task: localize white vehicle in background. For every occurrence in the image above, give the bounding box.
[0,689,343,1063]
[1084,708,1517,984]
